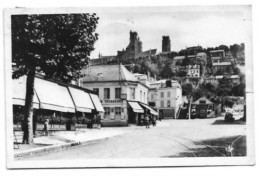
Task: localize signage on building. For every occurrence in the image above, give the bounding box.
[104,100,124,104]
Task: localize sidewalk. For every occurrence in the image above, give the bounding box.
[14,121,169,159]
[14,127,129,159]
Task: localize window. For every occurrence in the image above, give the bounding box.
[93,88,99,97]
[160,101,164,108]
[115,107,121,119]
[151,94,154,100]
[140,90,142,101]
[167,91,171,97]
[104,88,110,99]
[143,92,146,102]
[104,107,110,119]
[115,88,121,99]
[167,100,171,107]
[161,92,164,98]
[130,88,135,99]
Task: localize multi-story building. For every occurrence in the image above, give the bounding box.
[187,65,200,78]
[81,64,157,127]
[210,50,225,64]
[148,80,182,119]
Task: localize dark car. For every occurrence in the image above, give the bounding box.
[225,112,234,122]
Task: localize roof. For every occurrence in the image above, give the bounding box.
[150,79,181,88]
[192,97,214,105]
[188,55,196,58]
[216,75,240,79]
[81,64,138,82]
[196,52,207,57]
[174,56,185,60]
[210,50,225,53]
[136,49,157,58]
[230,75,240,79]
[212,62,231,66]
[215,75,223,79]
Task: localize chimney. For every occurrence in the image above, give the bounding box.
[166,80,172,87]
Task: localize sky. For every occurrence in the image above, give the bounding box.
[89,6,252,58]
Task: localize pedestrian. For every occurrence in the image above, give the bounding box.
[152,116,156,127]
[43,118,49,136]
[145,115,150,128]
[96,114,101,129]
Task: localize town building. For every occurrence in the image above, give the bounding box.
[210,50,226,64]
[148,80,182,119]
[133,72,156,87]
[90,55,117,65]
[81,64,158,127]
[13,75,104,131]
[187,65,200,78]
[212,62,233,74]
[215,75,241,85]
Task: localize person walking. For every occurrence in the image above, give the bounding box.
[152,116,156,127]
[145,115,150,128]
[96,114,101,129]
[43,118,49,136]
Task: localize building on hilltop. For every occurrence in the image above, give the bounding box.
[210,50,226,64]
[117,31,143,62]
[162,36,171,53]
[90,55,117,65]
[80,64,158,127]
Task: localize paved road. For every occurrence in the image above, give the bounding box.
[22,117,246,160]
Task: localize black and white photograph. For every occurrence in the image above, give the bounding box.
[3,4,254,168]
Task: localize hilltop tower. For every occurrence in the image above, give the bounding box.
[162,36,171,53]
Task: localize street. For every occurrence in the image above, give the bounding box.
[21,117,246,160]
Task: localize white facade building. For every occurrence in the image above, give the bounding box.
[81,64,155,126]
[187,65,200,78]
[148,80,182,119]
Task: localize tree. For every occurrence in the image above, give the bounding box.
[160,61,173,78]
[231,83,245,96]
[181,83,193,96]
[230,44,241,58]
[12,14,99,143]
[218,45,229,53]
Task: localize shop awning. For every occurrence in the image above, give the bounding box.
[12,76,40,109]
[140,103,158,116]
[128,101,144,113]
[34,78,75,113]
[68,87,94,113]
[89,94,104,112]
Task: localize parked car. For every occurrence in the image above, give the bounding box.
[224,108,234,122]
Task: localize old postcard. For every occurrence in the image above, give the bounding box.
[4,6,254,168]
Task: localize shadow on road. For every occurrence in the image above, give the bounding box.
[162,135,246,158]
[211,119,246,125]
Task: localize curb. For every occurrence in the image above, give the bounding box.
[14,134,125,159]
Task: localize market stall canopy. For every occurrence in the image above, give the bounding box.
[140,103,158,116]
[34,78,75,113]
[12,76,40,109]
[68,87,95,113]
[192,97,214,105]
[89,94,104,112]
[128,101,144,113]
